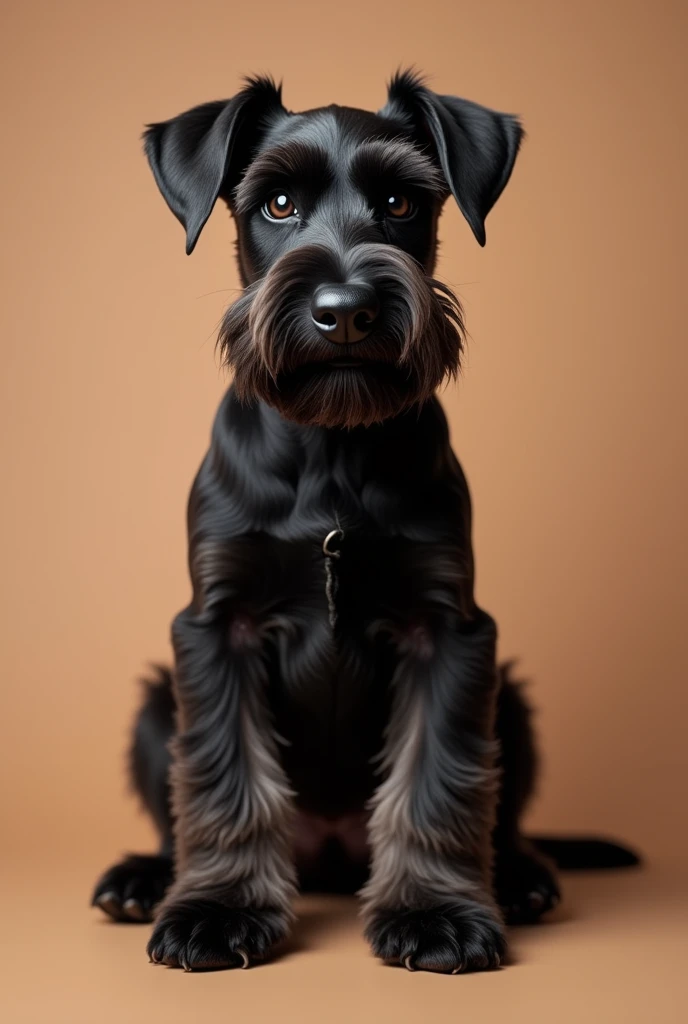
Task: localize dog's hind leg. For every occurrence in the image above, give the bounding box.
[91,668,176,922]
[492,665,561,923]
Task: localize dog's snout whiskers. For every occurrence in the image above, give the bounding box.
[217,238,465,427]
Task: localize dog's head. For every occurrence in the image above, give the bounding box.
[144,71,522,428]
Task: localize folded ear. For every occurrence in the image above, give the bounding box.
[143,76,286,254]
[380,70,524,246]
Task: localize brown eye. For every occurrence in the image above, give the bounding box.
[386,195,413,218]
[265,193,297,220]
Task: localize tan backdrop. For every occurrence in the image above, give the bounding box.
[1,1,687,1020]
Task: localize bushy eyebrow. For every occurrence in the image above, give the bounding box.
[348,139,447,198]
[233,142,333,213]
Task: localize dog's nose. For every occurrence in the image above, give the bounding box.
[311,283,379,344]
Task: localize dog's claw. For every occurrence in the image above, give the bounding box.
[95,891,121,917]
[404,955,415,972]
[237,948,250,969]
[526,890,545,911]
[123,898,149,922]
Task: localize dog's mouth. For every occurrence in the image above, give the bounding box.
[284,358,402,387]
[305,356,391,374]
[327,358,365,369]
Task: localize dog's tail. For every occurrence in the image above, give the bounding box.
[528,835,641,870]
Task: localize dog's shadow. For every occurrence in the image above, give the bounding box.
[277,895,360,960]
[278,864,664,966]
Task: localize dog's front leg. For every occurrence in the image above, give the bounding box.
[361,607,505,973]
[147,577,296,970]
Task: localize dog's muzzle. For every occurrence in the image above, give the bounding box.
[218,242,464,428]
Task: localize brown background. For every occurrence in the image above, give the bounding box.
[1,1,686,1021]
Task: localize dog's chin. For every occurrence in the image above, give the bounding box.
[259,361,428,429]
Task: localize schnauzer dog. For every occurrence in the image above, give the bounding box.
[92,71,637,973]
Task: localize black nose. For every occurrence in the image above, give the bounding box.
[311,283,379,344]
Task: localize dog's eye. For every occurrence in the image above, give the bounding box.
[385,195,413,219]
[264,193,297,220]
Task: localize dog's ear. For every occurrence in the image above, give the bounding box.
[143,76,286,254]
[380,70,523,246]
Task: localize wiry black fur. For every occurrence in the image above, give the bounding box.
[92,71,639,971]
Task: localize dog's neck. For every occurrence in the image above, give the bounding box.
[256,393,452,465]
[211,391,464,543]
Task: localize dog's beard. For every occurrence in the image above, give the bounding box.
[218,243,464,429]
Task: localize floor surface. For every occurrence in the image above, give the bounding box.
[2,857,685,1023]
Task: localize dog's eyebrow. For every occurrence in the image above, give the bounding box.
[349,139,446,198]
[233,142,333,214]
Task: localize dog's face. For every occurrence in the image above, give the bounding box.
[145,72,522,428]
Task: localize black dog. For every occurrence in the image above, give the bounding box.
[92,71,637,973]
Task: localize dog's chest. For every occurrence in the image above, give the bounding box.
[208,396,471,812]
[266,526,455,815]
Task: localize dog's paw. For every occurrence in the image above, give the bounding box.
[147,898,289,970]
[496,844,561,924]
[92,854,173,923]
[365,901,506,973]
